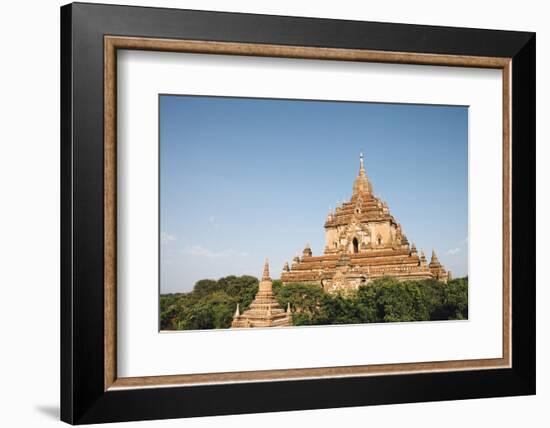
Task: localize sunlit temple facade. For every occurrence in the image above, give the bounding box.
[280,154,451,294]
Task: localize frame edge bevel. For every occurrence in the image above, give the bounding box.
[60,3,75,424]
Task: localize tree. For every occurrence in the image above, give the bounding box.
[180,291,237,330]
[160,275,259,330]
[192,279,221,298]
[273,282,325,313]
[443,277,468,320]
[318,294,365,325]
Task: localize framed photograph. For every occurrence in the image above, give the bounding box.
[61,2,535,424]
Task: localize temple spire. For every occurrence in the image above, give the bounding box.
[262,258,271,281]
[352,152,372,195]
[303,242,312,257]
[419,250,427,267]
[429,250,442,268]
[283,261,290,272]
[232,260,292,328]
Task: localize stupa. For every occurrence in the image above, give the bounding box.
[231,259,293,328]
[281,154,451,294]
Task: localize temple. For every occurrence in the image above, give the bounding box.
[281,154,451,294]
[231,259,293,328]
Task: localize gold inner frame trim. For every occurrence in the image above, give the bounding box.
[104,35,512,391]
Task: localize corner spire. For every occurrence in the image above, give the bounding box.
[419,250,427,267]
[303,242,312,257]
[283,261,290,272]
[429,250,442,268]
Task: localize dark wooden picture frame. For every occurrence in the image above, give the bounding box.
[61,2,535,424]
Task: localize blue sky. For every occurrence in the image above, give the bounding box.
[160,95,468,293]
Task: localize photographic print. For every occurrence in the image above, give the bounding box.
[159,95,468,331]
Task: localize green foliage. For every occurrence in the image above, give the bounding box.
[441,276,469,320]
[353,276,468,323]
[160,275,468,330]
[272,282,327,325]
[160,275,258,330]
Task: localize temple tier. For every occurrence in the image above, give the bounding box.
[281,154,451,294]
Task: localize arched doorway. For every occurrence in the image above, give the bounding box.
[352,238,359,254]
